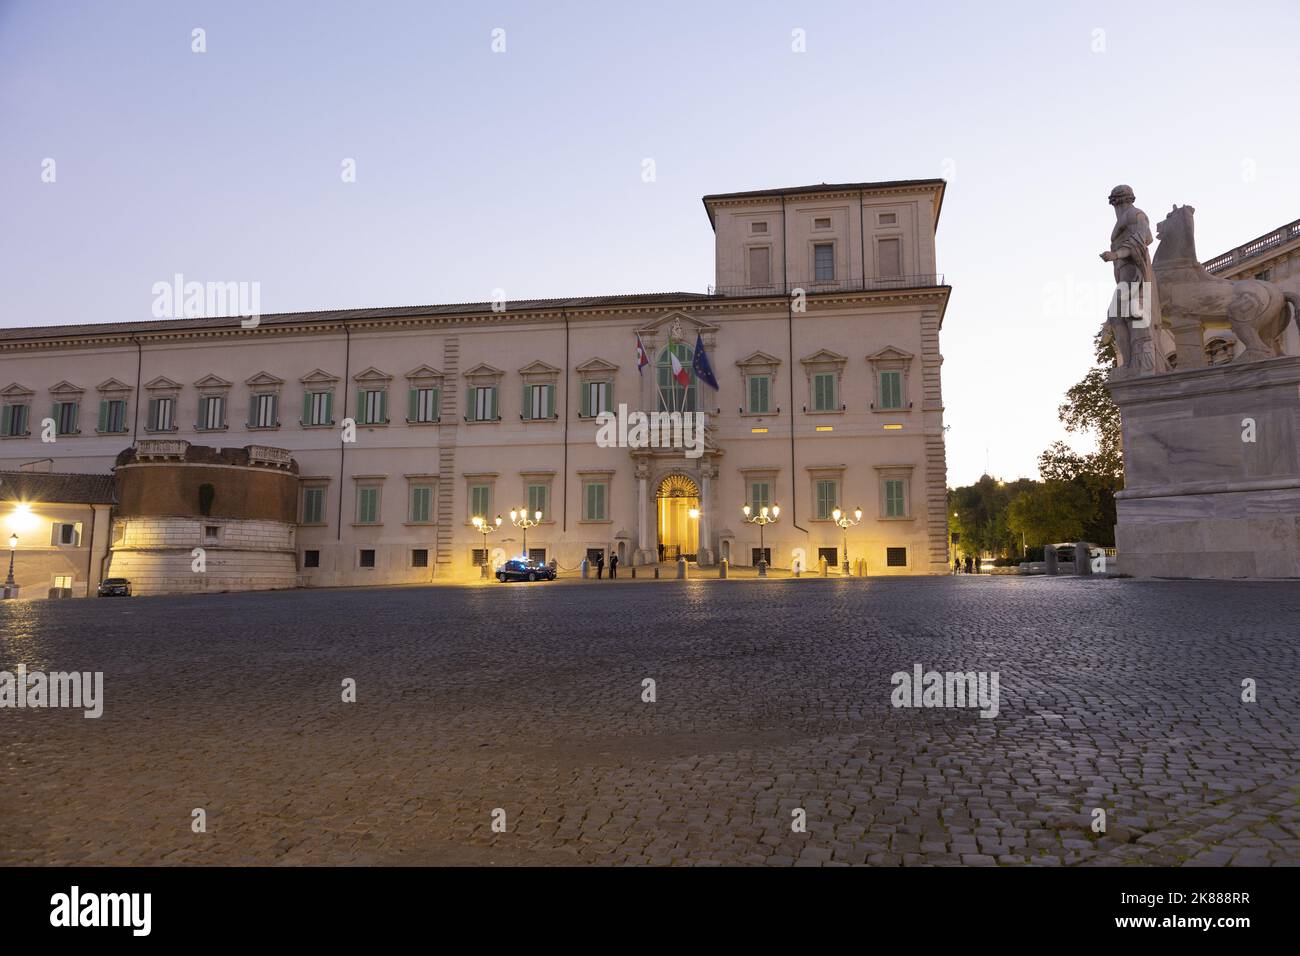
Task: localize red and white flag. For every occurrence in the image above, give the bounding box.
[635,332,649,375]
[670,349,690,388]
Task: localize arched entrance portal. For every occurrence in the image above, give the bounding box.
[656,474,699,562]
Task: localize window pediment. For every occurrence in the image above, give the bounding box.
[575,357,619,378]
[518,360,561,383]
[405,364,444,385]
[636,311,720,340]
[193,373,232,390]
[301,368,340,385]
[244,371,284,389]
[463,363,504,385]
[1,383,34,399]
[49,380,85,396]
[144,375,182,392]
[867,346,915,368]
[351,367,391,386]
[97,378,132,394]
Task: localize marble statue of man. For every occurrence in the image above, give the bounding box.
[1100,185,1167,376]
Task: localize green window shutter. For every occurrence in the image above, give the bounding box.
[304,391,314,425]
[429,388,440,421]
[378,389,387,423]
[490,386,498,420]
[522,383,532,419]
[603,381,612,415]
[579,382,590,418]
[2,405,11,436]
[69,403,78,433]
[99,400,109,433]
[356,389,365,423]
[408,388,419,423]
[324,390,333,424]
[148,398,159,429]
[466,387,475,420]
[546,384,556,418]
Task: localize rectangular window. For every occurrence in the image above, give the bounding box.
[409,387,439,423]
[472,548,488,567]
[748,246,771,286]
[53,574,73,590]
[878,237,902,278]
[879,212,897,226]
[751,221,768,235]
[750,481,771,513]
[886,547,908,567]
[409,484,433,523]
[471,386,497,422]
[411,548,429,568]
[204,525,220,545]
[359,389,387,425]
[747,375,771,414]
[818,547,838,566]
[52,522,81,546]
[814,242,834,281]
[302,487,326,525]
[199,395,225,430]
[359,549,376,568]
[523,383,554,421]
[582,381,610,418]
[251,393,277,428]
[526,483,548,520]
[1,404,29,437]
[751,547,771,566]
[584,482,607,521]
[812,373,836,411]
[305,390,333,426]
[469,484,491,520]
[814,216,831,230]
[528,548,547,564]
[149,397,175,431]
[53,401,79,435]
[303,549,320,568]
[879,371,903,409]
[815,479,839,520]
[885,479,907,518]
[356,486,380,524]
[97,399,126,433]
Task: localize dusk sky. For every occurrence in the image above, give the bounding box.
[2,0,1297,485]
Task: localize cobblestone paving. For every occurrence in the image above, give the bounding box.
[2,576,1298,866]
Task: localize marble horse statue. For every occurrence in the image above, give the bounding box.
[1152,204,1299,369]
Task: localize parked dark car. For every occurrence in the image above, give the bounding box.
[97,577,132,597]
[495,559,556,583]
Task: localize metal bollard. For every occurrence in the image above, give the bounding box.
[719,559,728,579]
[677,556,687,579]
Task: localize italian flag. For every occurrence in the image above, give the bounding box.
[670,350,690,387]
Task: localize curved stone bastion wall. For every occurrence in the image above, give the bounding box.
[106,441,299,595]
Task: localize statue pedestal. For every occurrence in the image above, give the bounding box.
[1108,356,1300,578]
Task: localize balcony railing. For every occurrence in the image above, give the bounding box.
[706,274,945,297]
[1204,219,1300,274]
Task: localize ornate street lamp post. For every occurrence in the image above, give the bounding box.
[471,514,502,579]
[4,533,16,598]
[831,506,863,574]
[509,507,543,561]
[741,502,780,577]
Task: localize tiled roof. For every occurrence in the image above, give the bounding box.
[0,471,117,505]
[0,292,712,344]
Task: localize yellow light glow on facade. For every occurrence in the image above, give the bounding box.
[6,503,38,533]
[750,427,768,433]
[815,425,833,432]
[883,424,903,430]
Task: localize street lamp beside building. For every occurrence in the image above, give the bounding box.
[509,508,543,560]
[471,514,503,579]
[741,502,779,577]
[831,507,863,574]
[4,533,16,599]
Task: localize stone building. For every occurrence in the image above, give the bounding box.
[0,178,953,588]
[0,468,115,598]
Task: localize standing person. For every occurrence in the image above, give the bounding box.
[975,555,982,574]
[609,552,619,579]
[595,551,605,580]
[953,556,961,575]
[965,554,973,575]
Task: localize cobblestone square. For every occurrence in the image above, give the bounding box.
[2,575,1298,866]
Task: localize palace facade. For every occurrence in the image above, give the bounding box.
[0,179,952,593]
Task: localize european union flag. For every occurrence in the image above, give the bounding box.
[692,332,719,391]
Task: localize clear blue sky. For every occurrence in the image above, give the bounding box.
[2,0,1297,484]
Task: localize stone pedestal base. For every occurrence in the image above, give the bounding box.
[1108,355,1300,579]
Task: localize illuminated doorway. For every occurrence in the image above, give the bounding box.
[656,474,699,562]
